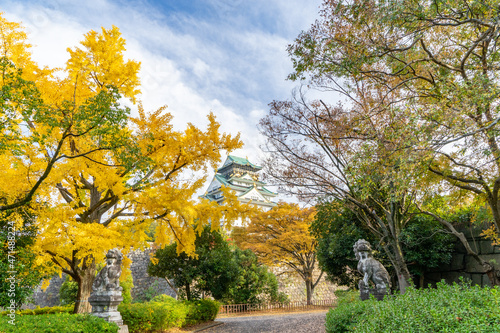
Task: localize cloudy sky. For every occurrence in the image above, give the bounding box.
[2,0,322,165]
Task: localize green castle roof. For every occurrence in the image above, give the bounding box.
[224,155,262,170]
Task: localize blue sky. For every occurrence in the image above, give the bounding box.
[2,0,322,193]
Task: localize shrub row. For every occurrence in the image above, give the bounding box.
[1,304,73,316]
[118,295,220,333]
[326,282,500,333]
[0,295,219,333]
[0,313,118,333]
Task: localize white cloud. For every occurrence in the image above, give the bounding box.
[2,0,324,197]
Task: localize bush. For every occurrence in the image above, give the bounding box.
[326,290,370,333]
[325,281,500,333]
[151,294,177,304]
[184,299,220,324]
[119,297,220,333]
[1,304,73,316]
[120,272,134,305]
[59,276,78,306]
[118,300,189,333]
[0,313,118,333]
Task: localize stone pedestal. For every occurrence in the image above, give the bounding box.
[359,287,387,301]
[89,291,128,332]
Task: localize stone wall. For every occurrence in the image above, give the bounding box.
[28,247,337,307]
[27,247,176,308]
[273,267,339,302]
[128,247,176,301]
[28,274,66,308]
[424,225,500,287]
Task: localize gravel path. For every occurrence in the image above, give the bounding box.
[203,311,327,333]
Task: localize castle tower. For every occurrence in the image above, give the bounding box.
[202,155,277,211]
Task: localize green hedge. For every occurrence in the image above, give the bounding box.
[185,299,220,324]
[118,301,189,333]
[119,298,220,333]
[326,282,500,333]
[1,304,73,316]
[0,313,118,333]
[0,296,219,333]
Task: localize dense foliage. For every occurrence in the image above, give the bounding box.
[313,200,455,289]
[400,215,455,287]
[235,203,320,304]
[149,226,239,300]
[221,247,286,305]
[118,297,219,333]
[311,201,381,288]
[326,282,500,332]
[0,211,48,308]
[0,313,118,333]
[149,227,283,304]
[1,304,73,316]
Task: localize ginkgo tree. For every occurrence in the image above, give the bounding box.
[0,15,135,213]
[35,104,246,313]
[0,14,251,313]
[33,30,248,313]
[234,202,321,305]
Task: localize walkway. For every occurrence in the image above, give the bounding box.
[203,311,327,333]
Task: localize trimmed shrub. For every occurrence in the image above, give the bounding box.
[1,304,73,316]
[119,297,220,333]
[184,299,220,325]
[118,301,189,333]
[151,294,177,304]
[326,290,371,333]
[0,313,118,333]
[326,282,500,333]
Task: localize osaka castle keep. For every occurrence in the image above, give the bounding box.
[202,155,278,211]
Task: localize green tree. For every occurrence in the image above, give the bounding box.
[400,215,455,288]
[0,210,49,308]
[149,227,283,304]
[312,200,455,289]
[311,201,379,289]
[148,226,239,300]
[284,0,500,284]
[222,248,284,305]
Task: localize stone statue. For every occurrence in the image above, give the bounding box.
[353,239,391,300]
[89,248,128,333]
[92,248,123,293]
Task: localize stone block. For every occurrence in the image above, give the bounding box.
[470,273,482,286]
[482,274,493,287]
[450,254,465,271]
[453,240,467,254]
[425,272,441,282]
[464,254,500,273]
[442,271,463,284]
[118,326,129,333]
[479,240,495,255]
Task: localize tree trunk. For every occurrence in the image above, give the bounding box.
[381,240,412,294]
[185,283,191,300]
[74,264,96,314]
[305,279,312,305]
[165,278,178,299]
[392,243,412,294]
